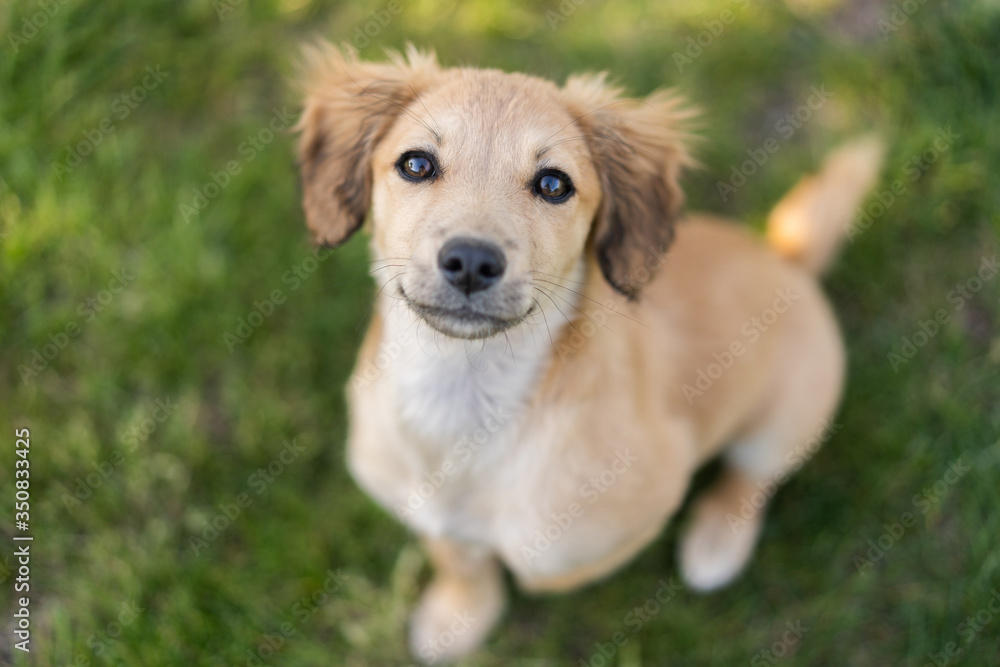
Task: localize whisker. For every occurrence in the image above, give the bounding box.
[409,85,443,144]
[533,284,586,340]
[534,278,649,330]
[536,98,669,160]
[538,99,648,150]
[464,337,488,372]
[503,330,516,368]
[538,132,664,165]
[412,308,434,359]
[529,270,588,286]
[355,271,405,332]
[533,297,554,348]
[517,304,549,358]
[540,133,632,155]
[431,322,446,358]
[537,280,616,334]
[341,67,439,138]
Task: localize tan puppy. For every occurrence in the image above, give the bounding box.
[294,44,883,663]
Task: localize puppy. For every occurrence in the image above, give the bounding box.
[294,44,883,662]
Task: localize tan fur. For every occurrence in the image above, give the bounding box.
[294,45,883,663]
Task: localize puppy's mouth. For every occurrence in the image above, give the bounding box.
[398,286,531,340]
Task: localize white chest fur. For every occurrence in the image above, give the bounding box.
[348,280,578,540]
[387,308,550,444]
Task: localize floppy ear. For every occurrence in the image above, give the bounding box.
[294,44,440,247]
[561,74,695,298]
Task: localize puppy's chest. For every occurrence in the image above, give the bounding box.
[394,414,524,544]
[394,346,533,444]
[387,337,542,540]
[349,321,683,583]
[382,372,660,578]
[368,322,549,542]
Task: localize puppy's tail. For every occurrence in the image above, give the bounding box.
[766,135,885,274]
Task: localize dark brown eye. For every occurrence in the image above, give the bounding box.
[397,152,436,181]
[534,170,573,202]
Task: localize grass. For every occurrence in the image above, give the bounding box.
[1,0,999,664]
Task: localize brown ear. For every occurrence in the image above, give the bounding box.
[294,44,440,247]
[561,74,695,298]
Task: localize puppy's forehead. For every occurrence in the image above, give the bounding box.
[398,70,588,166]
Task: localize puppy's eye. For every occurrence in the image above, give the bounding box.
[533,170,574,203]
[397,152,436,181]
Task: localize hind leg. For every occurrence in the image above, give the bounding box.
[678,419,841,591]
[679,307,844,591]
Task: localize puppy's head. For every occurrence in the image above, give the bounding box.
[296,44,692,339]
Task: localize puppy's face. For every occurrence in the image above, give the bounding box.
[368,73,601,338]
[296,46,691,339]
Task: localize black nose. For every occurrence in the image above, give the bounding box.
[438,238,506,295]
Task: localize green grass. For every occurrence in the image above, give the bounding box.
[2,0,999,664]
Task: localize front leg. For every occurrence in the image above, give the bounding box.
[410,536,506,664]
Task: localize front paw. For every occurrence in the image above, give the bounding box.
[409,574,505,664]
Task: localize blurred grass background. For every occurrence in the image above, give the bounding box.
[2,0,999,664]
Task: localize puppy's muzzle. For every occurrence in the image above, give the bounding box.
[438,238,506,295]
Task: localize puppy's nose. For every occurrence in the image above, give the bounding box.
[438,238,506,295]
